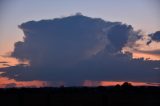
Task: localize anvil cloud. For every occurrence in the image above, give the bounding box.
[0,14,160,86]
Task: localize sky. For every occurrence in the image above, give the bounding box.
[0,0,160,87]
[0,0,159,55]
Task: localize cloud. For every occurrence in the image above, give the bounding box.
[0,61,8,64]
[147,31,160,45]
[2,63,11,67]
[0,14,160,86]
[123,30,160,60]
[132,31,160,56]
[135,49,160,55]
[106,24,141,52]
[150,31,160,42]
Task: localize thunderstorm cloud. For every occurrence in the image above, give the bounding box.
[0,14,159,86]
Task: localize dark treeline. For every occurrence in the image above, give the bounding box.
[0,83,160,106]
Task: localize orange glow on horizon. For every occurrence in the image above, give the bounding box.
[100,81,151,86]
[0,78,159,88]
[0,77,48,88]
[83,80,158,87]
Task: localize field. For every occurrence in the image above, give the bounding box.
[0,85,160,106]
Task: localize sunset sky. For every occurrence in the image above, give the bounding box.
[0,0,160,87]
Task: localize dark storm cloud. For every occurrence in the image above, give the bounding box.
[146,31,160,45]
[151,31,160,41]
[106,24,141,52]
[147,31,160,45]
[0,14,159,85]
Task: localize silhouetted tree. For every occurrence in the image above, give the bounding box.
[121,82,133,89]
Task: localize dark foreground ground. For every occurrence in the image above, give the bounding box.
[0,86,160,106]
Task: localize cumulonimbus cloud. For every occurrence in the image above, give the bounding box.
[0,14,160,86]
